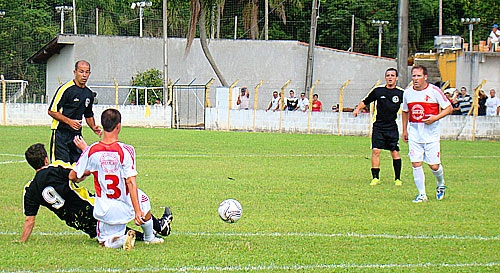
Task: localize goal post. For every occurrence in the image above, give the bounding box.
[0,76,28,103]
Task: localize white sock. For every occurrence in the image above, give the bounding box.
[104,235,126,249]
[432,165,445,187]
[141,219,155,241]
[413,166,426,195]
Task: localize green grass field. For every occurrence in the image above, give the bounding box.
[0,126,499,272]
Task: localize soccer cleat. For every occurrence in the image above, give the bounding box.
[394,179,402,186]
[436,185,447,200]
[159,206,173,236]
[123,230,136,251]
[369,178,380,186]
[412,193,428,203]
[145,236,164,245]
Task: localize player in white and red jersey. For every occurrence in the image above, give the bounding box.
[70,108,164,249]
[402,65,452,203]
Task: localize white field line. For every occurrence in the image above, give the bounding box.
[140,153,500,159]
[0,153,25,165]
[2,152,499,165]
[1,262,499,273]
[1,231,498,272]
[1,230,499,241]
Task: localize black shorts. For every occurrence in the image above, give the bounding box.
[371,125,400,151]
[50,129,82,164]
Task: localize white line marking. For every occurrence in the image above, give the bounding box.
[0,153,24,157]
[1,230,498,241]
[0,153,26,165]
[0,160,25,165]
[1,262,499,272]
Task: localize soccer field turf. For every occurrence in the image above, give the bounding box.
[0,126,499,272]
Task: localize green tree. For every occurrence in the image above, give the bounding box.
[130,68,163,105]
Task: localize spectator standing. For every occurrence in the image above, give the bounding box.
[48,60,102,164]
[297,92,310,112]
[266,90,281,112]
[485,89,500,116]
[285,90,298,111]
[487,24,500,51]
[450,90,462,115]
[402,65,452,203]
[457,86,472,115]
[353,68,405,186]
[311,94,322,112]
[478,90,487,116]
[237,87,250,110]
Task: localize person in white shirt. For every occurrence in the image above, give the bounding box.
[402,65,452,203]
[485,89,500,116]
[237,87,250,110]
[488,24,500,51]
[266,90,281,112]
[297,92,309,112]
[69,108,164,249]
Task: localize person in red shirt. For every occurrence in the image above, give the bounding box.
[311,94,322,112]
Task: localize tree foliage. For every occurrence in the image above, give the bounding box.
[130,68,163,105]
[0,0,498,95]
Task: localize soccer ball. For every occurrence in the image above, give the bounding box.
[218,199,242,223]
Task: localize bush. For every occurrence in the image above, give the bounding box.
[130,68,164,105]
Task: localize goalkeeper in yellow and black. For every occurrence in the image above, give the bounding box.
[47,60,102,164]
[20,143,172,243]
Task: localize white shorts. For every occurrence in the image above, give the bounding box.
[96,189,151,244]
[96,221,127,245]
[408,140,441,164]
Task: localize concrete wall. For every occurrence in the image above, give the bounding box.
[45,35,396,111]
[456,52,500,92]
[2,103,499,141]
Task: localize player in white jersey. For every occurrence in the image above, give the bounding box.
[402,65,452,203]
[69,108,164,249]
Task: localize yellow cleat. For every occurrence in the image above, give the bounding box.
[370,178,380,186]
[394,179,402,186]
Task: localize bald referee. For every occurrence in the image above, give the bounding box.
[48,60,102,164]
[353,68,404,186]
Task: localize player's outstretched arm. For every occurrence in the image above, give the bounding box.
[402,111,409,143]
[69,169,91,183]
[126,176,145,226]
[73,135,88,150]
[20,216,36,242]
[353,101,366,117]
[85,117,102,137]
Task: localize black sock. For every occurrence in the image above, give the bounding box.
[371,168,380,179]
[393,158,402,180]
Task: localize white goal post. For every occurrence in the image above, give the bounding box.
[1,75,28,103]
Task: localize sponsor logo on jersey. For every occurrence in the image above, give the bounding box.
[411,104,425,121]
[100,152,119,173]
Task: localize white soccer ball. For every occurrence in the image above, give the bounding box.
[218,199,242,223]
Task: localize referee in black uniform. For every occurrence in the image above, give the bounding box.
[353,68,404,186]
[48,60,102,164]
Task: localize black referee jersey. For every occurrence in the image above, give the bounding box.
[23,162,96,238]
[362,85,404,128]
[48,80,95,132]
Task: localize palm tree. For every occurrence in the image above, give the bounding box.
[186,0,228,87]
[185,0,303,87]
